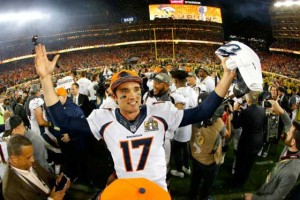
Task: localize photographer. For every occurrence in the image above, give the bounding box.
[189,92,229,200]
[245,100,300,200]
[94,72,112,108]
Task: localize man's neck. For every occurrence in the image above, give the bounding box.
[120,111,140,121]
[288,146,299,153]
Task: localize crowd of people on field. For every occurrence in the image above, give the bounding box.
[0,43,299,93]
[0,41,299,200]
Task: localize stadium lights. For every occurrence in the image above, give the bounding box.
[0,11,50,23]
[274,0,300,7]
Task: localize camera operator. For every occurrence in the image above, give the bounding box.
[259,85,282,156]
[277,86,290,141]
[94,72,111,107]
[232,91,266,187]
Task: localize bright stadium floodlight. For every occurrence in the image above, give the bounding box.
[0,11,50,23]
[274,0,300,7]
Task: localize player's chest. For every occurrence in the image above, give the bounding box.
[104,116,166,142]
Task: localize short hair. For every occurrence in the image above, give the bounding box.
[278,86,286,94]
[245,91,259,104]
[292,121,300,150]
[92,74,98,82]
[16,96,23,103]
[7,135,32,157]
[72,82,79,89]
[81,71,87,77]
[268,84,277,92]
[291,87,297,93]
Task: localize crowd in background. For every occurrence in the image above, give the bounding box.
[0,57,299,199]
[0,43,299,92]
[0,32,299,199]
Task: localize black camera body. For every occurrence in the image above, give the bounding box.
[31,35,38,54]
[95,75,110,97]
[262,100,272,108]
[265,113,279,143]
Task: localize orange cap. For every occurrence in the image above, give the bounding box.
[185,66,191,72]
[110,70,142,92]
[56,87,68,96]
[100,178,171,200]
[154,67,162,73]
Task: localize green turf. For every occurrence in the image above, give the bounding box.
[169,141,285,200]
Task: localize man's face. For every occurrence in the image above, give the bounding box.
[270,87,278,99]
[285,126,296,147]
[114,82,142,117]
[70,85,79,96]
[58,95,67,105]
[199,70,206,78]
[187,76,196,86]
[11,145,34,170]
[153,80,168,96]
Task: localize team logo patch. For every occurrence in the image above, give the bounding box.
[144,117,159,132]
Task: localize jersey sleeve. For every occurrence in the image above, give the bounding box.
[180,91,223,126]
[86,109,103,140]
[87,108,114,141]
[29,98,44,110]
[149,102,184,134]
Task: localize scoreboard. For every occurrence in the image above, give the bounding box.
[149,4,222,23]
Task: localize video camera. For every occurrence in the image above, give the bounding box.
[94,75,110,98]
[31,35,38,54]
[262,100,272,108]
[265,113,279,143]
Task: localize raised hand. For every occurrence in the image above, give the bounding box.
[34,44,60,79]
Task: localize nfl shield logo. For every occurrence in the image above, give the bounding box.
[130,125,137,132]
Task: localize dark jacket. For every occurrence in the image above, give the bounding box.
[72,93,93,117]
[233,104,266,154]
[2,162,56,200]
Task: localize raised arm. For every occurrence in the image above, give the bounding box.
[268,100,292,131]
[214,57,236,98]
[34,44,92,136]
[180,58,236,126]
[34,44,60,107]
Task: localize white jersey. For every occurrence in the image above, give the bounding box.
[173,87,198,142]
[201,76,215,93]
[77,77,92,96]
[87,81,98,101]
[87,102,183,190]
[28,97,61,153]
[28,97,47,135]
[143,93,174,140]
